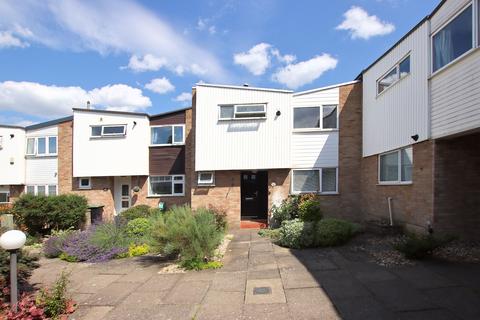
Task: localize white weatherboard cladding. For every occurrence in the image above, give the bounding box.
[73,111,150,177]
[430,0,471,33]
[25,125,59,185]
[0,127,25,185]
[195,85,292,171]
[362,22,429,157]
[292,87,339,168]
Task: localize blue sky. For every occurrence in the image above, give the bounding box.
[0,0,439,126]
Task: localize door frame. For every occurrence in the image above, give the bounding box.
[114,176,131,215]
[240,170,268,220]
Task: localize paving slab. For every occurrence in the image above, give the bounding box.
[211,271,246,291]
[280,268,321,289]
[242,303,293,320]
[103,303,198,320]
[247,269,281,280]
[394,308,460,320]
[424,286,480,319]
[332,296,395,320]
[316,270,372,299]
[71,306,114,320]
[245,278,286,304]
[285,287,339,319]
[135,274,181,292]
[116,266,157,283]
[163,280,210,304]
[74,274,123,294]
[84,281,141,306]
[391,266,456,289]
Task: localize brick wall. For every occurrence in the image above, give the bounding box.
[361,140,434,232]
[434,132,480,239]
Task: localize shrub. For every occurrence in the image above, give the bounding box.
[181,259,223,271]
[314,218,357,247]
[13,194,88,235]
[89,222,132,250]
[277,219,315,249]
[258,228,281,241]
[394,233,454,259]
[125,218,152,237]
[119,205,153,222]
[270,196,301,228]
[207,204,228,232]
[43,229,76,258]
[36,272,75,319]
[298,199,322,222]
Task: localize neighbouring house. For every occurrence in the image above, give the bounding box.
[358,0,480,237]
[190,82,362,228]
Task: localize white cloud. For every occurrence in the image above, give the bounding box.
[336,6,395,40]
[0,81,152,117]
[272,54,338,89]
[145,77,175,94]
[123,54,167,72]
[208,25,216,35]
[0,31,29,48]
[271,49,296,64]
[196,18,207,31]
[234,43,272,76]
[0,0,228,81]
[174,92,192,102]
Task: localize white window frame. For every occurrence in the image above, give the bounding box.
[291,168,338,195]
[218,103,267,120]
[430,1,477,76]
[78,177,92,190]
[24,185,58,196]
[148,175,185,197]
[376,53,411,96]
[25,136,58,157]
[197,172,215,186]
[0,191,10,203]
[292,105,339,132]
[378,147,413,185]
[90,124,127,138]
[150,125,185,146]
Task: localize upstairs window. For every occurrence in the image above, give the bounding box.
[26,136,57,156]
[151,125,185,145]
[91,125,127,137]
[377,55,411,94]
[432,4,473,72]
[379,147,413,183]
[293,105,338,130]
[197,172,215,186]
[219,104,266,120]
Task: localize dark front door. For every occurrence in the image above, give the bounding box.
[241,171,268,220]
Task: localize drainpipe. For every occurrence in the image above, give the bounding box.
[387,197,394,226]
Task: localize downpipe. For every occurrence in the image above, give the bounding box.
[387,197,394,226]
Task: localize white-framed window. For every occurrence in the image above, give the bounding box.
[78,177,92,189]
[379,147,413,184]
[25,185,58,196]
[148,175,185,196]
[432,3,474,73]
[219,104,267,120]
[0,192,9,203]
[291,168,338,194]
[293,105,338,130]
[377,54,411,95]
[91,124,127,137]
[151,125,185,145]
[197,172,215,186]
[25,136,57,156]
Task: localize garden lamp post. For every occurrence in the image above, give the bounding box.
[0,230,26,312]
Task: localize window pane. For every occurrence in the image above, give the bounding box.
[378,67,398,93]
[48,137,57,154]
[399,56,410,77]
[37,185,46,196]
[91,126,102,136]
[219,106,234,119]
[122,201,129,208]
[199,173,213,183]
[37,138,46,154]
[151,127,172,144]
[0,193,8,203]
[103,126,125,135]
[26,138,35,154]
[401,148,413,182]
[294,107,320,129]
[236,105,264,113]
[322,106,337,129]
[48,185,57,196]
[380,152,399,181]
[151,181,172,195]
[26,186,35,195]
[173,183,183,194]
[433,5,472,72]
[322,168,337,192]
[80,178,90,187]
[121,185,129,196]
[293,170,319,192]
[173,126,183,143]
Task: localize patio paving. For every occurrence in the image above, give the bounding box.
[30,229,480,319]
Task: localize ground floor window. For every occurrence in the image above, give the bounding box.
[379,147,412,183]
[149,175,185,196]
[79,177,92,189]
[197,172,215,186]
[25,185,58,196]
[291,168,338,194]
[0,192,9,203]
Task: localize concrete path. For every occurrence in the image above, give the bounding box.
[30,230,480,319]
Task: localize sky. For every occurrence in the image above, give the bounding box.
[0,0,439,126]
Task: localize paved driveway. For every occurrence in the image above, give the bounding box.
[30,230,480,319]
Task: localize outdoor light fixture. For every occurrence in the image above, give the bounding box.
[276,110,281,116]
[0,230,27,312]
[411,134,419,142]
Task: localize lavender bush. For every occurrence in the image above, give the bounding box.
[43,236,63,258]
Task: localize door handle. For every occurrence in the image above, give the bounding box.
[245,197,254,201]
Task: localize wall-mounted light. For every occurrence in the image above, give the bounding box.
[10,134,14,138]
[411,134,419,142]
[276,110,281,116]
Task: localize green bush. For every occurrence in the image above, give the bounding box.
[181,259,223,271]
[89,222,132,250]
[37,272,73,319]
[13,194,88,235]
[151,206,224,264]
[258,228,281,241]
[125,218,152,237]
[314,218,357,247]
[394,233,454,259]
[298,199,322,222]
[270,196,301,228]
[198,206,227,232]
[277,219,315,249]
[119,205,155,222]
